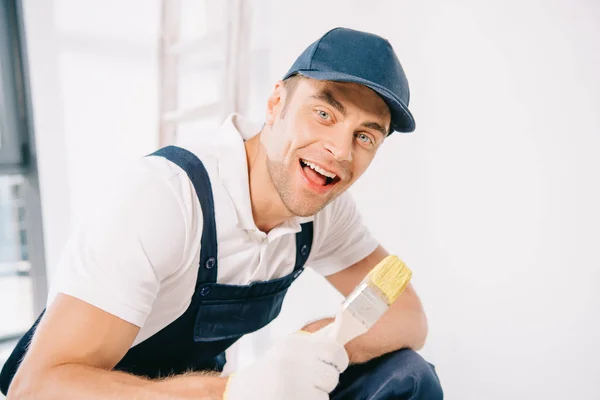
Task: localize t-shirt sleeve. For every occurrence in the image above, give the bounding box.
[308,191,379,276]
[47,160,192,327]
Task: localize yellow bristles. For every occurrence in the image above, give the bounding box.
[365,255,412,304]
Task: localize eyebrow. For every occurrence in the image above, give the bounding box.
[361,121,388,138]
[311,89,346,115]
[311,89,389,137]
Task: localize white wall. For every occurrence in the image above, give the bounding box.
[21,0,600,399]
[22,0,160,280]
[258,0,600,399]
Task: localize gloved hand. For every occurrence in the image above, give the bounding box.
[223,331,349,400]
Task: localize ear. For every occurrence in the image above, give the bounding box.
[265,80,285,125]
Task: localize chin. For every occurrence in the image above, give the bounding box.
[283,202,320,218]
[283,194,338,218]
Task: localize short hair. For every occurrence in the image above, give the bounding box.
[280,74,304,117]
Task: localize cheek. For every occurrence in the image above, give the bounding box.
[262,120,295,163]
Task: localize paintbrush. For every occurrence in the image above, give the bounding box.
[315,255,412,345]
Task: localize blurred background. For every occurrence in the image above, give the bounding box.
[1,0,599,398]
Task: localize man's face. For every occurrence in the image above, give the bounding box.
[261,77,391,217]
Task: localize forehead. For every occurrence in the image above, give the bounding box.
[296,78,391,125]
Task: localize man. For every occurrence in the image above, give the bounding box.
[0,27,442,399]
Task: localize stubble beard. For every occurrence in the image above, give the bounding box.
[266,157,336,217]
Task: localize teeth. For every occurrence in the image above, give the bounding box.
[301,159,337,179]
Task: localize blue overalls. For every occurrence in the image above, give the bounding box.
[0,146,443,399]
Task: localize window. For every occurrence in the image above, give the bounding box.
[0,176,33,338]
[0,0,46,379]
[159,0,271,145]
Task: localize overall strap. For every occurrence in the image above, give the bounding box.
[148,146,218,284]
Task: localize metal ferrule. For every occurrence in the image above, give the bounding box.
[342,283,389,329]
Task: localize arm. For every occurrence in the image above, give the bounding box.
[7,161,224,399]
[303,245,428,364]
[7,293,226,400]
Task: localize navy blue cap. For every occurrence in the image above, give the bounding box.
[283,27,415,134]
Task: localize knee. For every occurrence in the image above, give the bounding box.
[379,349,444,400]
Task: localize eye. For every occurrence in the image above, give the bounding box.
[356,133,374,145]
[316,110,330,120]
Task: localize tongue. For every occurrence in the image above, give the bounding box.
[303,165,327,186]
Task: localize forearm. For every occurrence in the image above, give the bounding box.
[345,302,428,363]
[8,363,226,400]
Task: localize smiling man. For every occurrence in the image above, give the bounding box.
[1,28,443,400]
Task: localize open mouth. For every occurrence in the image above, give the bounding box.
[299,159,341,188]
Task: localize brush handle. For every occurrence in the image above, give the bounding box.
[313,308,368,345]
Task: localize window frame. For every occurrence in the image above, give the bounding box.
[0,0,29,173]
[0,0,47,344]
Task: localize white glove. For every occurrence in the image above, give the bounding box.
[223,331,349,400]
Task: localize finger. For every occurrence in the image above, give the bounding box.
[311,360,342,393]
[312,339,349,372]
[312,390,330,400]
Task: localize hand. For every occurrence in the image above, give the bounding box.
[223,331,349,400]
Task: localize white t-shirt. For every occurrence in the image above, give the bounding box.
[47,114,379,346]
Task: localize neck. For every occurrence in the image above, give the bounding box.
[244,131,294,233]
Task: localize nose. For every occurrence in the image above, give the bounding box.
[322,129,353,162]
